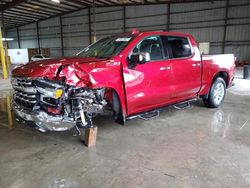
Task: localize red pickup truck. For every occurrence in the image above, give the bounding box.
[11,31,235,132]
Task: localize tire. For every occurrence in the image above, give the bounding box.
[203,77,226,108]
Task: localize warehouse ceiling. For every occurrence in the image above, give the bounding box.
[0,0,221,29]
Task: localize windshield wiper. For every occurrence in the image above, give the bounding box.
[96,56,110,59]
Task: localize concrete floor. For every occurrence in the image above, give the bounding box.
[0,71,250,187]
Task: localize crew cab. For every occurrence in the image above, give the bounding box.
[11,31,235,132]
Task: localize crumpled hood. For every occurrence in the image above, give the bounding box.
[11,56,123,88]
[11,57,106,78]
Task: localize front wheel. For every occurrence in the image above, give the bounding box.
[203,77,226,108]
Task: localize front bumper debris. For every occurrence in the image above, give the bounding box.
[13,101,75,132]
[12,77,108,132]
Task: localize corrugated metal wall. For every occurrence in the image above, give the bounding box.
[62,9,89,56]
[6,0,250,61]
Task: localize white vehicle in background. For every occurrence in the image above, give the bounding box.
[31,54,50,61]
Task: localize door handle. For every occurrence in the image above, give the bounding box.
[160,66,171,71]
[192,63,201,67]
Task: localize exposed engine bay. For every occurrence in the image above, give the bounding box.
[12,77,109,132]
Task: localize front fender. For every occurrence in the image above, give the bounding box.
[59,62,127,115]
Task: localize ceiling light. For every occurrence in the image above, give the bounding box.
[2,38,14,41]
[51,0,60,3]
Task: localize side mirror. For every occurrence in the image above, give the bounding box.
[130,52,150,65]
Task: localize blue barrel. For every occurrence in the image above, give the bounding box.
[243,65,250,79]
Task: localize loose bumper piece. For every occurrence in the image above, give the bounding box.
[13,102,76,132]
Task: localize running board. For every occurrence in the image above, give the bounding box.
[126,98,197,122]
[138,110,160,121]
[173,98,197,110]
[173,102,190,110]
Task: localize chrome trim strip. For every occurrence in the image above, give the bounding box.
[37,87,56,98]
[36,79,63,88]
[13,85,37,93]
[15,92,36,98]
[15,97,36,104]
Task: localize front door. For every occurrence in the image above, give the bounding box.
[123,36,174,115]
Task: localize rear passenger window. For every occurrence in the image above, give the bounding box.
[167,36,192,58]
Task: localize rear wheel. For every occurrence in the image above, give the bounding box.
[203,77,226,108]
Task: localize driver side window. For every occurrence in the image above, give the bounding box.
[132,36,164,61]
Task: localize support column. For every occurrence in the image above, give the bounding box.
[36,22,41,54]
[166,3,171,31]
[17,27,21,48]
[1,12,10,74]
[123,6,126,33]
[92,0,96,43]
[88,8,92,44]
[59,16,64,57]
[222,0,229,54]
[0,22,8,79]
[1,12,5,38]
[6,96,13,130]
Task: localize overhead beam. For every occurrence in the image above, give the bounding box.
[19,4,61,14]
[65,0,90,7]
[7,8,51,18]
[10,6,54,17]
[86,0,227,7]
[2,14,40,22]
[0,0,27,11]
[35,0,75,11]
[29,2,71,12]
[5,0,234,30]
[96,0,111,6]
[60,1,83,9]
[85,0,103,6]
[4,11,42,20]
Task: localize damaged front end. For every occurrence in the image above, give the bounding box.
[12,77,108,132]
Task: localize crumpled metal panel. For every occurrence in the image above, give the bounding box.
[11,57,100,79]
[11,56,128,115]
[59,64,89,88]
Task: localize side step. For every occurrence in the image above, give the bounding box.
[173,101,192,110]
[174,98,197,110]
[127,110,159,121]
[126,98,197,122]
[138,110,159,121]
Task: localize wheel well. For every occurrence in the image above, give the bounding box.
[212,71,229,88]
[112,89,125,125]
[112,90,121,115]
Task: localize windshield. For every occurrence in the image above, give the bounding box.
[77,35,133,58]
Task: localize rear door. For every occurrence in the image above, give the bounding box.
[162,35,202,100]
